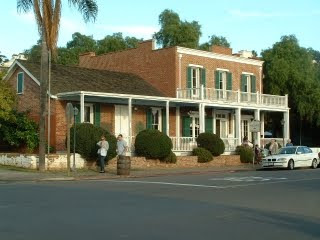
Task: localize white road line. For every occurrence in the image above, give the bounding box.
[93,177,320,189]
[97,180,225,189]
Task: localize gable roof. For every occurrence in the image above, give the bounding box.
[14,61,164,97]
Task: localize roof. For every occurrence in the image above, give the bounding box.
[16,61,164,97]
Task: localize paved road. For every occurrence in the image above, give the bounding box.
[1,168,320,240]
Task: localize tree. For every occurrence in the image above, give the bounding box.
[23,40,42,62]
[154,9,201,49]
[262,35,320,126]
[199,35,231,51]
[252,50,258,57]
[0,78,16,121]
[97,32,142,54]
[17,0,98,171]
[0,52,8,64]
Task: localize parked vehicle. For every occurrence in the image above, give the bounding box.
[261,146,319,170]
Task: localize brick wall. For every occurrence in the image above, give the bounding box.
[79,40,178,97]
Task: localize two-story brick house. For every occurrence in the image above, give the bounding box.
[5,40,289,155]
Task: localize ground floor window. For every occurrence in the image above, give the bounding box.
[189,116,200,138]
[84,104,94,124]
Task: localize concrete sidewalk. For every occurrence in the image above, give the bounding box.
[0,164,258,182]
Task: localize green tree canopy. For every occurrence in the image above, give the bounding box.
[199,35,231,51]
[262,35,320,124]
[154,9,201,49]
[0,78,16,121]
[0,52,8,64]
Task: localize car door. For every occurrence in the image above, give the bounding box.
[303,147,313,167]
[295,147,305,167]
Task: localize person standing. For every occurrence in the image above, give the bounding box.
[269,139,278,155]
[116,134,128,157]
[97,136,109,173]
[286,139,293,147]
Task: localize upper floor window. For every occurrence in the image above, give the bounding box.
[215,70,232,91]
[241,74,256,93]
[17,72,24,94]
[187,66,206,97]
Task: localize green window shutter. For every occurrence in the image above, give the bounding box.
[94,103,101,127]
[187,67,192,88]
[146,109,152,129]
[205,116,213,133]
[250,75,256,93]
[161,110,167,135]
[17,73,23,93]
[215,71,220,89]
[201,68,206,87]
[182,116,191,137]
[227,72,232,90]
[75,104,80,123]
[241,74,247,92]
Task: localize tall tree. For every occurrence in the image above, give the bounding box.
[154,9,201,49]
[17,0,98,171]
[0,52,8,64]
[199,35,231,51]
[24,40,42,62]
[262,35,320,128]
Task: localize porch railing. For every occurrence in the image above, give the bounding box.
[170,137,197,151]
[176,87,288,108]
[221,138,238,151]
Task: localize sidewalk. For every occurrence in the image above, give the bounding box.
[0,164,258,182]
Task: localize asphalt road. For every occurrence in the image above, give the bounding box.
[1,168,320,240]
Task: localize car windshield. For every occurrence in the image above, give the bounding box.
[278,147,297,155]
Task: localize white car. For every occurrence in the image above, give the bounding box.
[262,146,319,170]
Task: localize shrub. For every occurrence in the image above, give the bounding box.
[196,133,225,156]
[135,129,172,159]
[193,147,213,163]
[236,145,254,163]
[70,123,117,162]
[162,151,177,163]
[0,111,39,151]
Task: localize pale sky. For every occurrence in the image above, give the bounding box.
[0,0,319,58]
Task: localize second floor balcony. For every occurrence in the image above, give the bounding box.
[176,86,288,108]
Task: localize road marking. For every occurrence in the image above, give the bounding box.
[209,176,288,182]
[94,177,320,189]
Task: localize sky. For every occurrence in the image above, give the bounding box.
[0,0,319,58]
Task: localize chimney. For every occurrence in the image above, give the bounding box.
[211,45,233,55]
[238,50,253,58]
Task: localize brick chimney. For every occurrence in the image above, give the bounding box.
[211,45,233,55]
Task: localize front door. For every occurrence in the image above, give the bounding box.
[115,105,129,138]
[241,119,252,142]
[216,119,227,138]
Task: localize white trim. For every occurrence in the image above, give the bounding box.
[83,103,94,124]
[4,60,40,86]
[188,64,204,68]
[242,71,254,75]
[177,47,263,67]
[16,72,24,94]
[216,68,230,72]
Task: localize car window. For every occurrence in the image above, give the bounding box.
[297,147,304,154]
[303,147,312,153]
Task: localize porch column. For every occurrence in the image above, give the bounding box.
[175,106,180,150]
[284,110,290,140]
[128,98,132,148]
[261,111,265,139]
[199,103,205,133]
[212,108,216,134]
[166,101,169,136]
[254,109,260,146]
[235,107,241,146]
[80,92,85,123]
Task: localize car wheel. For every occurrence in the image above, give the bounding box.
[288,159,294,170]
[311,159,318,169]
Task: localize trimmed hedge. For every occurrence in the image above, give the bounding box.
[162,151,177,163]
[196,133,225,156]
[70,123,117,162]
[193,147,213,163]
[236,145,254,163]
[134,129,172,159]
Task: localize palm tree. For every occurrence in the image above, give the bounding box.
[17,0,98,171]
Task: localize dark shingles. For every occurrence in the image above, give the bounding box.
[18,61,164,97]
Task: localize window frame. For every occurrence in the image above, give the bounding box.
[17,72,24,94]
[151,107,162,131]
[83,104,94,124]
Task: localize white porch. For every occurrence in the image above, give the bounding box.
[57,91,290,155]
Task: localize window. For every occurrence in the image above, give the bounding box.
[17,72,24,94]
[189,115,200,138]
[151,108,161,130]
[191,68,200,96]
[84,104,94,124]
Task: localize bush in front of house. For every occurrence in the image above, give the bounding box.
[134,129,172,159]
[236,145,254,163]
[193,147,213,163]
[162,151,177,163]
[0,111,39,152]
[196,133,225,156]
[70,123,117,162]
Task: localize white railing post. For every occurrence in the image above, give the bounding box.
[176,89,179,98]
[237,90,241,103]
[201,85,204,100]
[256,91,259,104]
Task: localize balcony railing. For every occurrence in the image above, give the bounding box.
[176,86,288,108]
